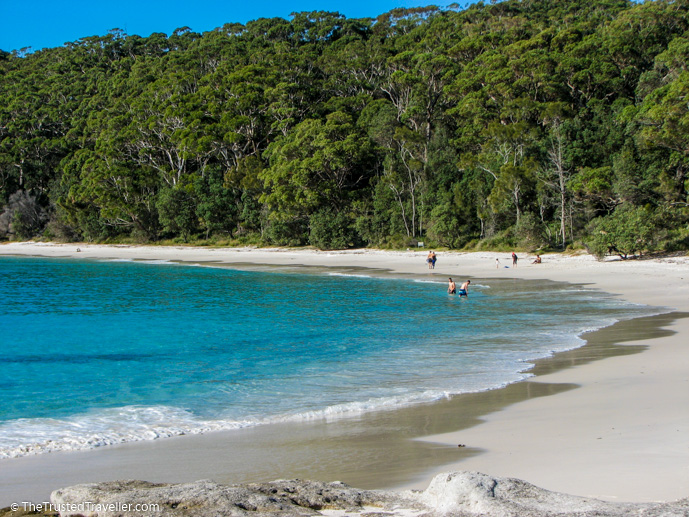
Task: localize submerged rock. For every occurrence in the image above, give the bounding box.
[41,471,689,517]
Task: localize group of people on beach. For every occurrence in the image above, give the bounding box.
[495,252,519,268]
[430,249,541,299]
[430,249,541,298]
[425,251,470,297]
[495,252,541,268]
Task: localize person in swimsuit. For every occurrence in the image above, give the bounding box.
[458,280,470,297]
[427,251,434,269]
[448,278,456,294]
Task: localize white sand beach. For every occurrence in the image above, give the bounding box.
[1,241,688,504]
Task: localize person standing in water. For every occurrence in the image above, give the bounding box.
[448,278,456,294]
[458,280,470,297]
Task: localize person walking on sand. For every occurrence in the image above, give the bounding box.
[495,258,500,268]
[427,251,437,269]
[448,278,456,295]
[458,280,470,297]
[511,252,518,267]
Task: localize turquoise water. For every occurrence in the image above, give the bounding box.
[0,256,657,458]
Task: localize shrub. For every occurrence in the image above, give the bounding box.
[586,205,656,260]
[264,217,308,246]
[309,208,357,250]
[0,191,48,240]
[156,187,199,241]
[476,228,516,251]
[514,212,548,251]
[426,200,463,248]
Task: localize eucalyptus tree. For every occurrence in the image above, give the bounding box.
[0,50,71,197]
[261,111,376,243]
[632,36,689,208]
[200,63,274,172]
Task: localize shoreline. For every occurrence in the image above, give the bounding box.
[1,242,689,505]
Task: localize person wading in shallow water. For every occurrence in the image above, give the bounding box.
[458,280,470,297]
[448,278,456,294]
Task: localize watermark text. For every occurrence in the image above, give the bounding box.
[10,500,160,513]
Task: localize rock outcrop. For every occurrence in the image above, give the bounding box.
[4,471,688,517]
[49,477,411,517]
[419,471,689,516]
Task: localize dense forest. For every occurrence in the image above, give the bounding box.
[1,0,688,257]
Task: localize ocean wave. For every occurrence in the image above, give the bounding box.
[277,389,458,423]
[327,272,374,279]
[136,259,179,266]
[0,406,253,460]
[0,384,522,460]
[101,258,178,266]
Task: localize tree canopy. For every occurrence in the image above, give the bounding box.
[1,0,688,255]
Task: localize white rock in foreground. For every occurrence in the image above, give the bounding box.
[50,471,689,517]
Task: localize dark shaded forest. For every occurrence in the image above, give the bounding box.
[1,0,688,257]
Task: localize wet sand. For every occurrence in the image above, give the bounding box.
[1,243,688,505]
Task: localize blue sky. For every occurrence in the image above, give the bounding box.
[1,0,456,53]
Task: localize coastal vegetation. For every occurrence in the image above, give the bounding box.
[1,0,688,257]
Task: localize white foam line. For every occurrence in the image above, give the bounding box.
[327,272,373,279]
[0,406,253,460]
[0,387,498,460]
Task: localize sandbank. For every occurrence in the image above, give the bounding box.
[1,242,688,505]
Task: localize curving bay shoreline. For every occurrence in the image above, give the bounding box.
[1,242,688,506]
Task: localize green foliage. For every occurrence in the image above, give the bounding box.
[156,187,199,241]
[426,199,463,248]
[194,168,239,238]
[586,205,657,259]
[261,111,376,214]
[1,0,688,252]
[308,208,357,250]
[475,230,517,252]
[514,212,548,251]
[264,216,308,247]
[0,191,48,240]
